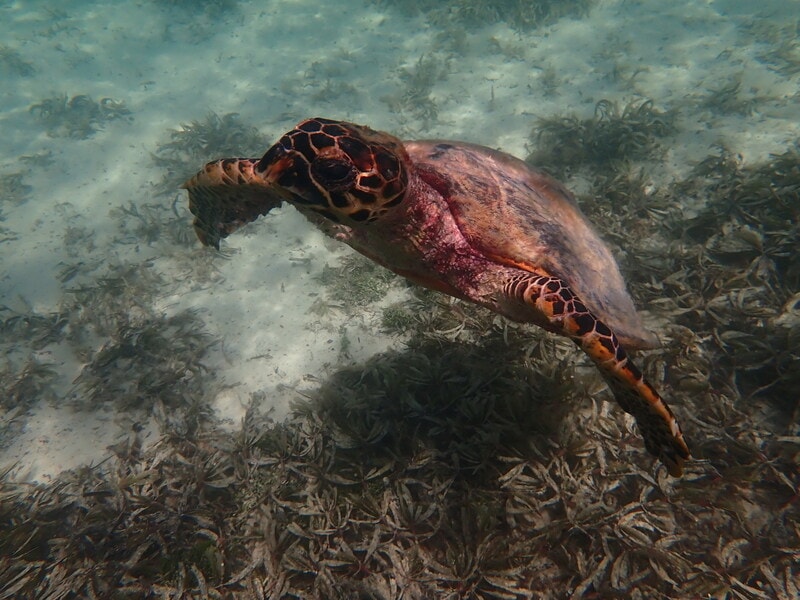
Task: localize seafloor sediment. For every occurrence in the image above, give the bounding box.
[1,0,798,597]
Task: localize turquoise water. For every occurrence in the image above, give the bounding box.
[1,1,798,597]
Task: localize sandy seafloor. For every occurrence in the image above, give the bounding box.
[0,0,796,484]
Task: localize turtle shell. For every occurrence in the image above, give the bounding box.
[405,140,658,349]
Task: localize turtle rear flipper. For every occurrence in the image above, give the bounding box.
[502,270,690,475]
[183,158,286,249]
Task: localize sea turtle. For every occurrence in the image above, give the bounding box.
[183,117,690,476]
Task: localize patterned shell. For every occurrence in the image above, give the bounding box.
[406,140,658,349]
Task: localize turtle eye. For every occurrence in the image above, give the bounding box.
[311,157,357,192]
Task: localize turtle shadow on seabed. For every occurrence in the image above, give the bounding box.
[313,338,570,472]
[318,332,699,477]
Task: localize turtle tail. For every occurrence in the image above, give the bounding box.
[182,158,285,249]
[504,271,690,476]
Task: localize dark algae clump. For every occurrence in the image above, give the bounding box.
[668,145,800,409]
[381,54,451,130]
[71,311,215,412]
[0,172,32,206]
[152,112,269,195]
[527,98,676,179]
[368,0,595,31]
[29,93,131,139]
[0,45,34,76]
[317,253,399,309]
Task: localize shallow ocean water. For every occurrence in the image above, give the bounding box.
[1,0,798,597]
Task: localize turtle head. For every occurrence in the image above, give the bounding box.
[256,118,409,223]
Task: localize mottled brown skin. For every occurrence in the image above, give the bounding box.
[184,117,690,476]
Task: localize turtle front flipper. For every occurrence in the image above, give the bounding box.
[503,271,690,476]
[183,158,287,249]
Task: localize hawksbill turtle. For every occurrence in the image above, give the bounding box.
[183,117,690,476]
